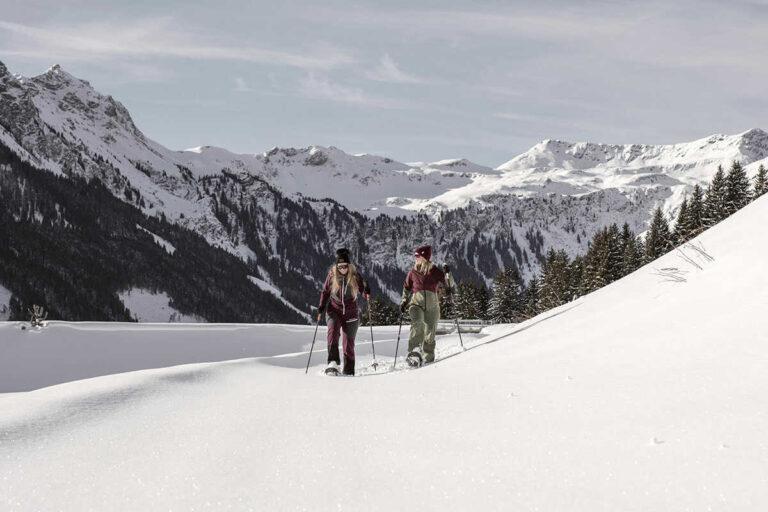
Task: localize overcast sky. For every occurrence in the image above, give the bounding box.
[1,0,766,166]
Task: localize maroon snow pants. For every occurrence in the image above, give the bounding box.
[326,304,359,375]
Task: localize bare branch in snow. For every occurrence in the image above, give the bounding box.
[686,241,714,262]
[675,246,703,270]
[653,267,688,283]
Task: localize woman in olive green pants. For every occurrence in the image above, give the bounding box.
[400,245,454,364]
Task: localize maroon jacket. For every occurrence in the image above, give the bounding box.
[403,265,447,294]
[318,271,370,318]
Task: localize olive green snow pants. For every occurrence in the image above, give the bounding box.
[408,300,440,362]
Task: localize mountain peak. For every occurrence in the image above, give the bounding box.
[32,64,92,89]
[740,127,768,140]
[734,128,768,161]
[45,63,73,79]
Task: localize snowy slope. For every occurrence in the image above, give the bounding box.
[118,288,203,323]
[2,195,767,510]
[247,275,313,322]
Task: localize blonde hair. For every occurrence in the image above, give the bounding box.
[329,263,359,297]
[414,258,433,275]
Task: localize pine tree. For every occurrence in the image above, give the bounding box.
[644,206,672,261]
[524,276,540,319]
[582,231,605,293]
[567,255,584,301]
[619,223,642,276]
[439,287,456,320]
[539,249,571,310]
[488,269,511,323]
[476,285,490,321]
[703,166,728,227]
[687,184,705,237]
[635,236,645,262]
[724,161,751,215]
[454,282,487,320]
[454,283,471,320]
[582,225,622,293]
[605,223,623,282]
[619,222,633,252]
[673,197,690,244]
[753,164,768,199]
[488,266,524,323]
[362,297,399,326]
[621,234,643,275]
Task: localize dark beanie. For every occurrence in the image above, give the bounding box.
[414,245,432,261]
[336,248,351,264]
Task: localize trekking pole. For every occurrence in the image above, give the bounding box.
[453,314,465,350]
[449,292,465,350]
[367,298,379,369]
[304,312,322,374]
[444,270,465,351]
[392,313,404,370]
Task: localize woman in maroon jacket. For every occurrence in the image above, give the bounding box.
[400,245,455,365]
[317,248,370,376]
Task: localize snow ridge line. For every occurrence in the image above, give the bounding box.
[0,358,255,442]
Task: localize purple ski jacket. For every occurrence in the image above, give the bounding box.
[318,272,370,319]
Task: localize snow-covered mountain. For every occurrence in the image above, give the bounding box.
[3,193,767,510]
[4,61,767,219]
[5,62,765,221]
[402,129,768,215]
[2,60,766,321]
[179,146,503,215]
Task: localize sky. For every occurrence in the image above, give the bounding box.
[0,0,766,166]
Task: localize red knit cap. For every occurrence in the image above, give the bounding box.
[414,245,432,261]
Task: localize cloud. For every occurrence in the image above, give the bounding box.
[233,77,253,92]
[298,73,411,109]
[0,19,355,70]
[365,54,424,84]
[111,62,173,83]
[303,6,634,42]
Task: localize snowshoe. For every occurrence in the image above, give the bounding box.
[406,350,423,368]
[325,361,341,376]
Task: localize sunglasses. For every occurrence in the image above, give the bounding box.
[337,264,349,270]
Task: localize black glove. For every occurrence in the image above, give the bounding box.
[443,264,451,273]
[400,302,408,314]
[445,286,454,296]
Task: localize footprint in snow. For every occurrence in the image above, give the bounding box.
[650,437,665,445]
